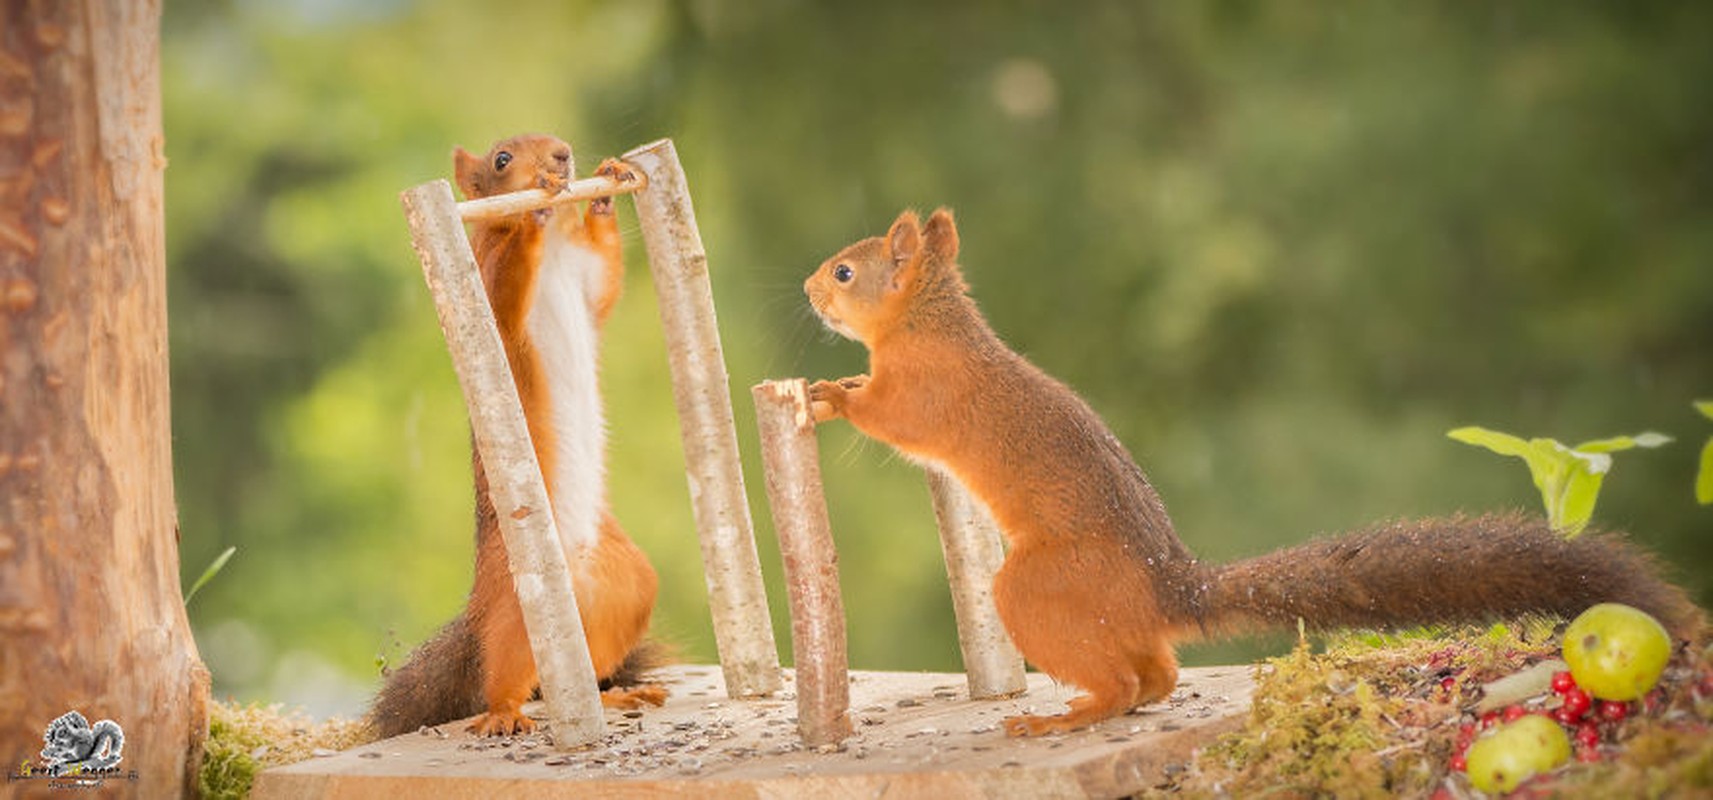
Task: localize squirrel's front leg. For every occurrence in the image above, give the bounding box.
[807,375,870,423]
[585,158,637,324]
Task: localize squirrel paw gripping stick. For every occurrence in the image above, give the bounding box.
[805,208,1705,737]
[377,135,663,745]
[625,139,783,698]
[752,379,854,746]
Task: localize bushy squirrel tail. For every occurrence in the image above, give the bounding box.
[367,618,673,739]
[1187,511,1704,642]
[601,637,675,690]
[368,614,483,739]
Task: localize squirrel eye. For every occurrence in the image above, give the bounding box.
[833,264,854,283]
[493,151,513,170]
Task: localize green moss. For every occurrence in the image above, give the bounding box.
[1182,637,1437,798]
[1162,622,1562,798]
[1161,620,1710,799]
[198,700,367,799]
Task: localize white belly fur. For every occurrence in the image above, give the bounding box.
[527,225,608,556]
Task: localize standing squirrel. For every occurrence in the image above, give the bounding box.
[805,208,1704,737]
[372,134,666,738]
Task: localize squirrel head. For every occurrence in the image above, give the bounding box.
[452,134,574,203]
[806,208,962,345]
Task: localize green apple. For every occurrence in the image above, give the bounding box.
[1562,603,1671,701]
[1465,715,1571,794]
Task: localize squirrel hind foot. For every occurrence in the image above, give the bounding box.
[600,684,668,709]
[1002,687,1143,736]
[1003,712,1094,737]
[466,710,536,737]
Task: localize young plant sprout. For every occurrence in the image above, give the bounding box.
[1447,427,1671,536]
[1695,400,1713,506]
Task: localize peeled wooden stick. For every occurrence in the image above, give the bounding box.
[400,179,605,748]
[623,138,783,698]
[455,172,647,222]
[926,469,1028,699]
[752,379,853,746]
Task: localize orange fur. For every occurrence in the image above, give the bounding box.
[455,134,663,736]
[805,208,1703,737]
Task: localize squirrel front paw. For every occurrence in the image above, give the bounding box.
[537,171,570,195]
[590,158,640,216]
[808,375,868,422]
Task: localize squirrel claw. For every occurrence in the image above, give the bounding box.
[538,172,570,195]
[467,710,536,737]
[589,158,639,216]
[1002,713,1086,737]
[808,374,869,421]
[594,158,640,184]
[807,379,855,421]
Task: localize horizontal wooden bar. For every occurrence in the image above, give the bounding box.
[455,172,648,222]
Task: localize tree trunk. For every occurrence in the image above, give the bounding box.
[0,1,209,797]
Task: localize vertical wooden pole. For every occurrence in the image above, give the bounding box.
[752,380,852,746]
[624,139,782,698]
[0,1,211,793]
[926,470,1029,699]
[400,180,604,748]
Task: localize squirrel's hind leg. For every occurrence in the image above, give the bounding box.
[994,542,1169,735]
[468,578,541,737]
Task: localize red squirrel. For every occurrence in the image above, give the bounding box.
[806,208,1704,737]
[371,134,666,738]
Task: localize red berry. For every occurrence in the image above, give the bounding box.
[1562,687,1592,719]
[1552,706,1581,726]
[1551,670,1577,694]
[1480,710,1500,730]
[1501,705,1528,723]
[1575,722,1600,748]
[1449,752,1468,772]
[1576,746,1602,764]
[1597,700,1630,723]
[1440,676,1458,694]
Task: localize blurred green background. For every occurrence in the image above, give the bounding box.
[163,0,1713,716]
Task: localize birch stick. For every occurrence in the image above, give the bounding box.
[623,138,783,697]
[456,172,647,222]
[926,469,1029,699]
[752,379,853,746]
[400,179,604,747]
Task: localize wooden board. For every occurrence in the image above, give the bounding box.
[253,665,1254,799]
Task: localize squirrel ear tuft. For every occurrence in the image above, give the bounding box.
[886,210,923,266]
[923,208,959,263]
[452,146,482,199]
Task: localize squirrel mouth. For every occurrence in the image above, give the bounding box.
[813,307,858,341]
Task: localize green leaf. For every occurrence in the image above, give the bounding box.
[1448,426,1630,535]
[1448,426,1532,457]
[1555,467,1606,537]
[1698,438,1713,506]
[1695,400,1713,422]
[1575,432,1673,453]
[185,546,236,604]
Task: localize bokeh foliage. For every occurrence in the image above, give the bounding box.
[163,0,1713,714]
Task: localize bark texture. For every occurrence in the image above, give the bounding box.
[0,0,210,795]
[624,138,781,698]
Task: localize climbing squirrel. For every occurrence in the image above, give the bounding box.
[805,208,1705,737]
[372,134,666,738]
